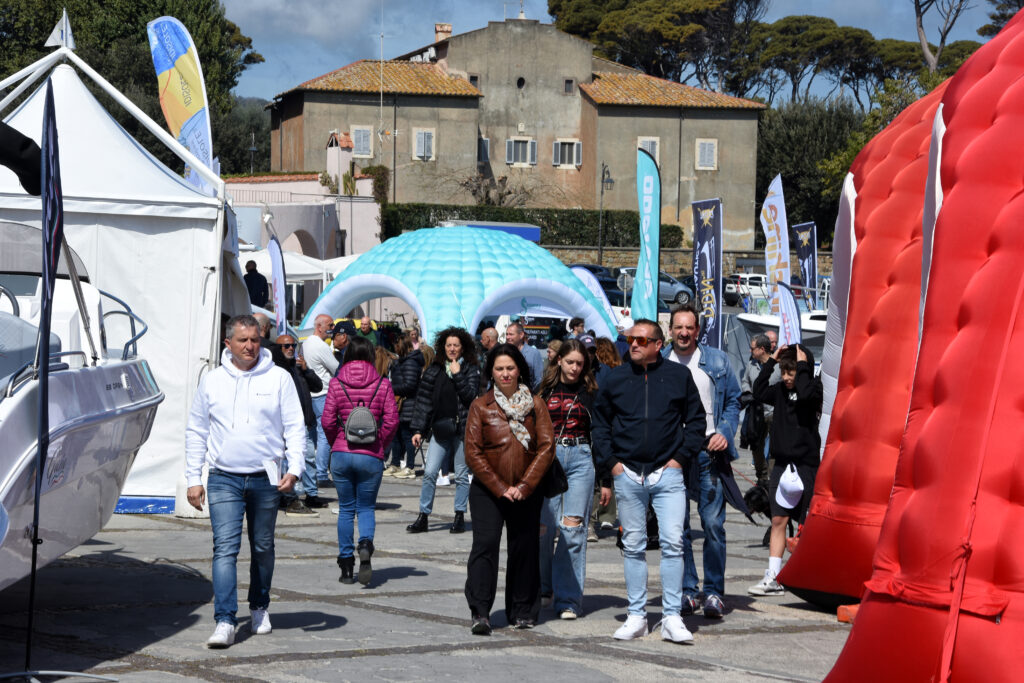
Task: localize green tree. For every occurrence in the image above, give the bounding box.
[761,16,841,101]
[912,0,973,73]
[757,97,864,243]
[215,97,270,175]
[977,0,1024,37]
[0,0,263,174]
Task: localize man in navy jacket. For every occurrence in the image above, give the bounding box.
[593,319,706,644]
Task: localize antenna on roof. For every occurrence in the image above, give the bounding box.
[519,0,526,19]
[44,8,76,50]
[377,0,399,144]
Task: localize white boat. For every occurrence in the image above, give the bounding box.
[0,220,163,591]
[735,310,829,363]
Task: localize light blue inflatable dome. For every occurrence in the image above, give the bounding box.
[301,226,617,341]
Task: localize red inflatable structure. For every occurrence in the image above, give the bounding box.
[777,80,949,608]
[827,11,1024,681]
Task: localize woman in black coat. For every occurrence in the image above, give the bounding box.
[386,335,425,479]
[406,327,481,534]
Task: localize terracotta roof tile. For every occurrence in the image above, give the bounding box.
[581,71,765,110]
[327,132,353,149]
[284,60,480,98]
[228,173,320,184]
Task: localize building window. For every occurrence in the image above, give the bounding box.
[352,126,373,158]
[413,129,435,161]
[505,137,537,166]
[478,137,489,163]
[469,73,479,88]
[563,78,575,95]
[638,136,659,165]
[552,139,582,168]
[696,138,718,171]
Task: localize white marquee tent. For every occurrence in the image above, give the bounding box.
[238,248,361,284]
[0,52,250,513]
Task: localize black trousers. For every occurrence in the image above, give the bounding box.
[465,478,544,623]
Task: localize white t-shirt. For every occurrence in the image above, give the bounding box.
[301,335,339,397]
[669,347,716,438]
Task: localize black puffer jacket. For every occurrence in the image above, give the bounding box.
[270,344,323,429]
[410,361,481,437]
[390,349,425,423]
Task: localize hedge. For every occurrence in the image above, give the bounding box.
[380,203,682,248]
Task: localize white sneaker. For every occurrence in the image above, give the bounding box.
[613,614,649,640]
[559,608,578,620]
[250,608,271,635]
[436,474,451,486]
[206,621,235,648]
[659,615,693,643]
[748,569,785,596]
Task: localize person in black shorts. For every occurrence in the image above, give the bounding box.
[747,343,821,596]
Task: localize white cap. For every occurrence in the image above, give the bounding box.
[775,464,804,509]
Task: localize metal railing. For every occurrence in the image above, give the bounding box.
[0,284,20,317]
[98,289,148,361]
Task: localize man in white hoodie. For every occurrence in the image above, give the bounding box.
[185,315,307,649]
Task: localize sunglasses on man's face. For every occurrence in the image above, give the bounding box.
[280,343,296,349]
[626,335,659,347]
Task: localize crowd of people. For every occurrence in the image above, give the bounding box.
[184,308,822,649]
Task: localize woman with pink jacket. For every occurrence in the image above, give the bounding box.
[322,336,398,585]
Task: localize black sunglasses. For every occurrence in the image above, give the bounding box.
[280,343,296,349]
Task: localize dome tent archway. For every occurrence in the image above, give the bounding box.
[300,226,617,341]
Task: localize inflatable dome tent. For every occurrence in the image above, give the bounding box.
[300,226,618,341]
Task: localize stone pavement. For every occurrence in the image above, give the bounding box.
[0,466,850,682]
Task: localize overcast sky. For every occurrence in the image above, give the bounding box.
[223,0,995,100]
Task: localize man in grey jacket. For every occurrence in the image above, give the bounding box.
[186,315,306,649]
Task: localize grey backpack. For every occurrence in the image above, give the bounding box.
[339,378,383,445]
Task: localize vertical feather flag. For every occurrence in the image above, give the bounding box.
[631,148,661,321]
[147,16,215,195]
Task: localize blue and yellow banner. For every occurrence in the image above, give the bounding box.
[691,198,723,348]
[147,16,214,195]
[631,148,661,321]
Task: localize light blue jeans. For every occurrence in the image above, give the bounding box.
[207,469,280,626]
[297,425,318,499]
[312,394,330,482]
[419,435,469,514]
[683,450,727,599]
[539,444,596,614]
[613,465,686,617]
[331,451,384,559]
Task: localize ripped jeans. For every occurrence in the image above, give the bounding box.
[539,443,596,614]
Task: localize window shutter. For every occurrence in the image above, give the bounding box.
[574,141,582,167]
[529,139,537,165]
[415,131,425,159]
[479,137,489,162]
[506,139,514,164]
[424,131,433,160]
[552,141,559,166]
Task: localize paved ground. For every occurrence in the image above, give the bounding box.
[0,462,849,682]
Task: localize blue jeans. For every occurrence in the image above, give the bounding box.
[331,451,384,558]
[207,469,281,625]
[419,435,469,514]
[312,394,330,482]
[388,421,416,469]
[683,450,727,598]
[295,425,318,499]
[539,444,595,614]
[613,465,686,617]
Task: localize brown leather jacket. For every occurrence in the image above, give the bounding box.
[464,389,555,498]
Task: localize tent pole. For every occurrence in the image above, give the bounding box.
[0,56,63,117]
[58,48,224,198]
[0,49,64,93]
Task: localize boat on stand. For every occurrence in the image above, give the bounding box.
[0,220,163,592]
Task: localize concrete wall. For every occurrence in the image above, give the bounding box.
[447,19,595,207]
[544,245,834,279]
[594,105,759,251]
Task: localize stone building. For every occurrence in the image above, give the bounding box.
[268,18,765,249]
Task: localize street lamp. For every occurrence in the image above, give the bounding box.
[596,162,614,266]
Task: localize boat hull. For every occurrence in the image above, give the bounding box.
[0,359,163,591]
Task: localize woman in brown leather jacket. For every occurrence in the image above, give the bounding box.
[463,343,555,635]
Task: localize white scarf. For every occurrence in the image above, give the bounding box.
[494,384,533,449]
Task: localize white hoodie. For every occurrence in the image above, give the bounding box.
[185,347,306,487]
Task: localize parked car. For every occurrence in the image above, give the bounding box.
[569,263,614,279]
[616,267,694,305]
[602,286,672,313]
[724,273,770,306]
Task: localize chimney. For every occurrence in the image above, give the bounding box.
[434,23,452,42]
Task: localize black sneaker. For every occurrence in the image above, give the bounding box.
[304,495,329,509]
[512,618,535,630]
[285,499,317,517]
[471,616,491,635]
[357,539,374,586]
[681,594,700,616]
